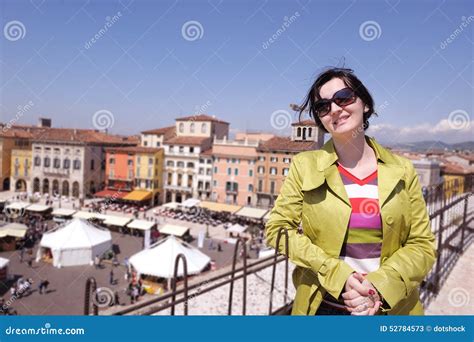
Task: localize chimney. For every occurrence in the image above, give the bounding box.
[38,117,52,128]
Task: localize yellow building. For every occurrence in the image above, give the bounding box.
[10,149,32,192]
[133,148,164,206]
[443,174,465,200]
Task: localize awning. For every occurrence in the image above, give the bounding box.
[0,223,28,238]
[127,220,155,231]
[228,223,247,234]
[94,189,130,199]
[159,224,189,237]
[235,206,268,220]
[162,202,179,210]
[52,208,77,217]
[123,190,152,202]
[5,202,30,210]
[102,215,131,227]
[73,211,106,220]
[26,204,52,213]
[199,201,241,214]
[180,198,200,208]
[0,257,9,268]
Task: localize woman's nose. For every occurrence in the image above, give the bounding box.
[330,102,343,115]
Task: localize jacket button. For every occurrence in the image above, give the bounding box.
[319,264,328,276]
[385,215,394,225]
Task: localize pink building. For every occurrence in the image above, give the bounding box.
[211,137,259,206]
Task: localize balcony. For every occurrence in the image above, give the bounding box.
[44,168,70,177]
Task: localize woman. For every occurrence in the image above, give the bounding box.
[265,68,436,315]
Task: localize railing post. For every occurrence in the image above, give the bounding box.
[269,227,289,315]
[84,277,98,316]
[228,237,247,315]
[434,210,444,294]
[171,253,189,316]
[460,195,468,252]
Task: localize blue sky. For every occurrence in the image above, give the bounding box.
[0,0,472,143]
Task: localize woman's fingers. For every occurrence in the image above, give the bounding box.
[367,301,382,316]
[344,295,368,308]
[341,289,359,300]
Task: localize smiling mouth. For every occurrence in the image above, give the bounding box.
[333,115,350,126]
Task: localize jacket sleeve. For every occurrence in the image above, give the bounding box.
[366,160,437,311]
[265,155,354,300]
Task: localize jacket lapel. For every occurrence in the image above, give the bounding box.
[311,136,405,209]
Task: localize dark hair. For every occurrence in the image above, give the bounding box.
[299,68,377,133]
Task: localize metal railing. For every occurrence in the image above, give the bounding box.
[84,180,472,315]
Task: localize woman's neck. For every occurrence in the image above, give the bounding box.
[332,133,374,169]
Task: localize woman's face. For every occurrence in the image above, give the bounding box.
[317,77,367,137]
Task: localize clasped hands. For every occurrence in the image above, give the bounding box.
[342,272,382,315]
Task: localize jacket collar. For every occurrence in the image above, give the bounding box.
[303,135,405,208]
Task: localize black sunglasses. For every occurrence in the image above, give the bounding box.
[312,87,357,118]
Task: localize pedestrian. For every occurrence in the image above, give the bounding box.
[20,247,26,263]
[114,291,120,306]
[217,243,222,252]
[27,258,33,268]
[109,269,114,285]
[94,255,100,269]
[38,280,50,294]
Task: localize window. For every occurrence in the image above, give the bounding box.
[187,162,194,168]
[128,159,133,166]
[249,169,253,177]
[53,158,60,169]
[34,156,41,166]
[248,184,253,192]
[214,166,218,173]
[234,168,238,176]
[206,169,212,176]
[109,158,115,164]
[110,169,114,178]
[148,158,153,165]
[54,148,60,153]
[283,168,289,176]
[258,166,265,174]
[201,123,207,134]
[167,161,174,167]
[190,123,195,133]
[232,158,236,163]
[44,157,50,168]
[258,179,263,192]
[283,157,291,164]
[137,167,141,175]
[137,156,141,163]
[199,168,204,175]
[308,127,312,137]
[167,173,172,185]
[91,160,95,170]
[297,127,301,137]
[270,157,278,163]
[270,181,276,194]
[179,146,184,153]
[169,146,174,152]
[258,156,265,162]
[156,142,160,147]
[147,168,152,177]
[213,180,217,187]
[177,161,184,168]
[270,167,277,175]
[63,159,70,169]
[179,123,184,133]
[227,168,231,175]
[128,170,133,179]
[144,141,148,146]
[189,147,194,153]
[73,159,81,170]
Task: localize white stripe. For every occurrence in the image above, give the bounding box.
[344,184,378,199]
[340,256,380,274]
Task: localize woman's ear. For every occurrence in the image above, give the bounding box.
[364,105,369,113]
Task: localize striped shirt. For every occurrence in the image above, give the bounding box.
[322,163,382,307]
[338,163,382,275]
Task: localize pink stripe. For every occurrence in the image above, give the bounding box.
[348,212,382,229]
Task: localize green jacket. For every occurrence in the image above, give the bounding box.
[265,136,436,315]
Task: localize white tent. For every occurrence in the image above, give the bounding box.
[36,219,112,268]
[129,235,211,278]
[227,223,247,234]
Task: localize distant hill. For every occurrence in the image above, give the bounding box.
[381,140,474,152]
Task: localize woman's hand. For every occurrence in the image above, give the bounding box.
[343,272,381,315]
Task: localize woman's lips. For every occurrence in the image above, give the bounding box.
[333,115,350,126]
